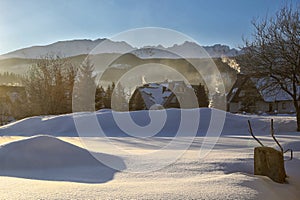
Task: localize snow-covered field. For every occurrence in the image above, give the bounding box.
[0,108,299,199]
[0,108,297,137]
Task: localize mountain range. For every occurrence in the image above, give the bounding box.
[0,39,239,93]
[0,39,240,60]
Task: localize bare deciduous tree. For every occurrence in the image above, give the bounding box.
[239,4,300,131]
[24,56,77,115]
[0,97,11,125]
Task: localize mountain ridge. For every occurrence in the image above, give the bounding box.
[0,39,240,60]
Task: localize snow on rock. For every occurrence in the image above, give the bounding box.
[131,47,181,59]
[0,108,297,137]
[131,42,240,59]
[0,135,125,183]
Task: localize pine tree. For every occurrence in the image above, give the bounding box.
[95,85,105,110]
[64,64,78,113]
[73,59,96,112]
[111,82,127,111]
[129,90,145,111]
[194,83,209,107]
[104,84,112,109]
[210,92,225,110]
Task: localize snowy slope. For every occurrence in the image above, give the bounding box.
[0,108,296,137]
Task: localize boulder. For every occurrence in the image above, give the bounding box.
[254,146,286,183]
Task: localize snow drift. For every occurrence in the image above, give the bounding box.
[0,108,297,137]
[0,135,126,183]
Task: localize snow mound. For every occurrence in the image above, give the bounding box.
[0,135,126,183]
[0,108,297,137]
[0,114,77,136]
[0,135,99,169]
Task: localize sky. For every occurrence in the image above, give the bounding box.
[0,0,298,54]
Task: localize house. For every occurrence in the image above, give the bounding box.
[129,81,199,110]
[0,85,26,125]
[227,74,297,114]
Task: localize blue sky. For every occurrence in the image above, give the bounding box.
[0,0,298,54]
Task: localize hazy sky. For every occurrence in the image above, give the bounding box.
[0,0,297,54]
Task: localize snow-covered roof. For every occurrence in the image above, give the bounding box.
[140,85,171,108]
[227,74,297,103]
[227,74,248,102]
[138,83,171,109]
[137,81,191,109]
[258,86,293,102]
[253,77,299,102]
[227,87,238,102]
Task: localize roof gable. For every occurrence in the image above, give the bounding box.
[253,78,297,102]
[228,74,296,103]
[136,81,192,109]
[227,74,248,102]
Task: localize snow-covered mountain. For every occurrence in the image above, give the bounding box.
[131,42,240,59]
[130,47,181,59]
[0,39,240,60]
[0,39,135,59]
[202,44,240,58]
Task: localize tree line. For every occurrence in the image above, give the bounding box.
[0,72,23,85]
[21,56,129,117]
[4,55,209,119]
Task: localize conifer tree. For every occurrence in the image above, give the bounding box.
[194,83,209,107]
[73,59,96,112]
[111,82,127,111]
[104,84,112,109]
[95,85,105,110]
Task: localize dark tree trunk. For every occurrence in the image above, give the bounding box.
[297,109,300,132]
[293,100,300,131]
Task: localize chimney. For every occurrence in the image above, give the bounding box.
[168,82,175,91]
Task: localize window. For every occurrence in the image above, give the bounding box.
[239,90,245,97]
[171,96,177,103]
[269,103,273,112]
[282,102,286,110]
